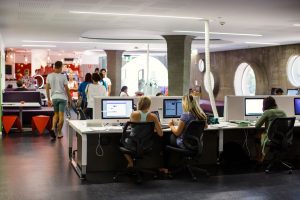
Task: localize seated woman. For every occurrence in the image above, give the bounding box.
[255,96,286,161]
[168,94,207,148]
[160,95,207,176]
[123,96,163,168]
[119,86,129,97]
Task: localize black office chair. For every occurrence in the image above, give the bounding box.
[166,120,209,181]
[265,117,295,174]
[113,121,157,183]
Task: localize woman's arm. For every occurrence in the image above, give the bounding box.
[169,120,185,137]
[149,113,163,137]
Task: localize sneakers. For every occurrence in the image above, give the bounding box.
[57,133,63,139]
[49,129,56,141]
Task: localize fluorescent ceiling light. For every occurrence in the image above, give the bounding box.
[22,44,56,47]
[22,40,134,45]
[245,42,280,45]
[293,24,300,27]
[69,10,204,20]
[173,30,262,37]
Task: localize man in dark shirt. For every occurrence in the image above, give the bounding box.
[14,80,28,91]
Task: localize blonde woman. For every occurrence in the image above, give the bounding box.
[124,96,163,168]
[168,95,207,148]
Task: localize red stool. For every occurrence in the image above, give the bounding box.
[32,115,51,134]
[2,116,22,134]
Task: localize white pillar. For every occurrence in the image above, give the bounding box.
[31,49,48,76]
[204,20,219,118]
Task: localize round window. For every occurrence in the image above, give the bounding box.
[287,55,300,87]
[234,62,256,95]
[204,72,214,92]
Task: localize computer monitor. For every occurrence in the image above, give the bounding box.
[287,89,298,96]
[163,99,183,120]
[294,98,300,120]
[101,99,134,123]
[244,98,264,120]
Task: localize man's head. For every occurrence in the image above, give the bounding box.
[100,68,107,77]
[94,68,99,73]
[54,61,63,72]
[16,80,24,88]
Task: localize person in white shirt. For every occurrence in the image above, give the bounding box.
[85,73,107,119]
[119,86,129,97]
[46,61,72,140]
[100,68,112,96]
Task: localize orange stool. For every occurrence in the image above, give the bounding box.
[2,116,22,134]
[32,115,51,134]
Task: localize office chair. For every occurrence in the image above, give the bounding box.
[113,122,156,183]
[265,117,295,174]
[166,120,209,181]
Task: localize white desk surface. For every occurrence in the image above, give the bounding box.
[68,120,300,135]
[2,102,41,107]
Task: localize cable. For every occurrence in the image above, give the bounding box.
[96,133,104,157]
[243,129,250,157]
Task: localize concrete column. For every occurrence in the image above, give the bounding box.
[105,50,124,96]
[163,35,194,96]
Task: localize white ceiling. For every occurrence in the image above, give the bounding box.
[0,0,300,53]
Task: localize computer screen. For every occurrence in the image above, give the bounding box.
[287,89,298,96]
[294,98,300,116]
[101,99,133,119]
[245,98,264,117]
[163,99,183,118]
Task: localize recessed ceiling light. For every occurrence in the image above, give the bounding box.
[69,10,204,20]
[173,30,262,37]
[245,42,280,45]
[22,44,56,47]
[293,24,300,27]
[22,40,133,45]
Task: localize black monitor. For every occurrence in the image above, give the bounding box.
[163,99,183,118]
[294,98,300,118]
[5,65,12,75]
[287,89,298,96]
[101,99,134,122]
[244,98,264,120]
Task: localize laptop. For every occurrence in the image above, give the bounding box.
[151,111,169,129]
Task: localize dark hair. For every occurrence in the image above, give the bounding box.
[263,96,277,111]
[84,73,92,83]
[7,84,13,88]
[121,86,128,92]
[54,61,63,69]
[99,72,104,80]
[156,92,163,96]
[100,68,106,73]
[275,88,284,94]
[94,68,99,72]
[16,80,23,88]
[92,73,100,82]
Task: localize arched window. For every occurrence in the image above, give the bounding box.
[234,62,256,95]
[287,55,300,87]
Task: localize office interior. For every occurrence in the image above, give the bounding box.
[1,0,300,199]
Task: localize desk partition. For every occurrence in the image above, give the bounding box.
[224,95,297,121]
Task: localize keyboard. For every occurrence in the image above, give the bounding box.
[161,124,170,129]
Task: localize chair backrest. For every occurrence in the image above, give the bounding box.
[267,117,295,149]
[121,122,155,157]
[77,108,87,120]
[182,120,206,154]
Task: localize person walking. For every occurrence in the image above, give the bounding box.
[46,61,72,141]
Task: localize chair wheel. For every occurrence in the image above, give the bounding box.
[113,176,118,182]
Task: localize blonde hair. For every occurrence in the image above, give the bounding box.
[182,95,207,121]
[138,96,151,111]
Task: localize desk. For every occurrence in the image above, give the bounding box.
[67,119,300,179]
[2,102,41,127]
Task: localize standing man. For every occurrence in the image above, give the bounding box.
[100,68,112,96]
[46,61,72,141]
